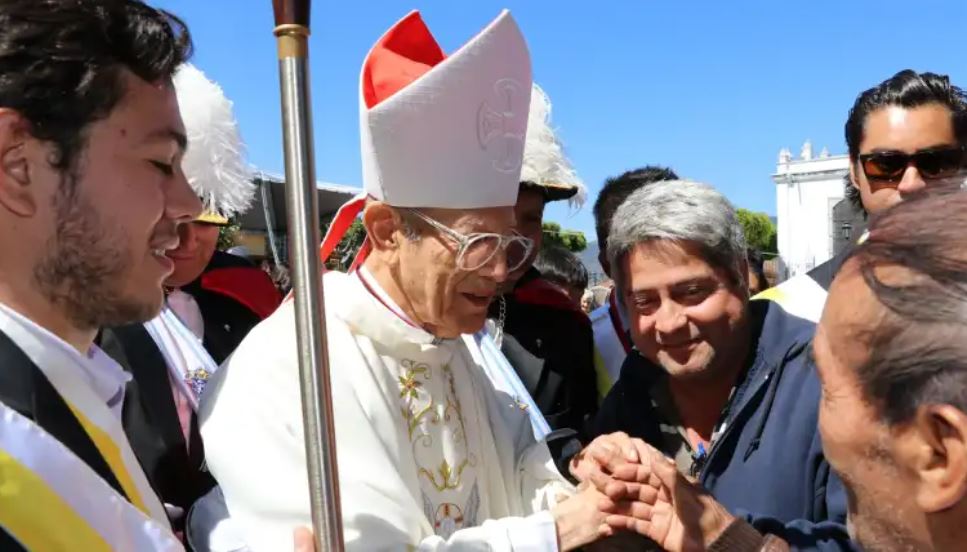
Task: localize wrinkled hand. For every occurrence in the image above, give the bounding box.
[569,432,650,483]
[603,453,735,552]
[551,483,617,551]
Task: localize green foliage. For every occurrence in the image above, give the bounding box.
[542,221,588,253]
[323,218,367,271]
[736,208,777,253]
[217,219,240,251]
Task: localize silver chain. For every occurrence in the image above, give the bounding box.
[493,295,507,348]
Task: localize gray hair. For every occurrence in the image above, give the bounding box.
[846,189,967,425]
[607,180,747,292]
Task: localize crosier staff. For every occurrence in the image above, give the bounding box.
[272,0,344,549]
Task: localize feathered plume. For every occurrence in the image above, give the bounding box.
[173,64,255,218]
[520,83,587,208]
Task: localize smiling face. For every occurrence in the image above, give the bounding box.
[851,104,959,215]
[30,72,201,329]
[166,220,220,288]
[619,240,748,381]
[392,205,517,338]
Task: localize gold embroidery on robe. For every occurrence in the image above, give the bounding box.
[397,358,479,528]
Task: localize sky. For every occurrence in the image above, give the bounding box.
[155,0,967,241]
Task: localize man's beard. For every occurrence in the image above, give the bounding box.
[33,179,160,331]
[844,441,928,552]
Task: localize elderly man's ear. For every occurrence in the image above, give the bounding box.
[906,404,967,513]
[364,202,406,252]
[0,110,40,218]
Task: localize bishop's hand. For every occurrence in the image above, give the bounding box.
[569,431,649,483]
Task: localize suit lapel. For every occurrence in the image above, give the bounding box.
[100,325,189,464]
[0,329,130,502]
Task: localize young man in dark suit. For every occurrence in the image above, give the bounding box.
[99,64,281,536]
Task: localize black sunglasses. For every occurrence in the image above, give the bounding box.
[859,145,966,184]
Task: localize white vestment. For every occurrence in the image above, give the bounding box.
[200,271,573,551]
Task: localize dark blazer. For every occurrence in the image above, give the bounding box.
[182,251,280,364]
[491,268,598,439]
[99,324,215,533]
[0,329,137,551]
[806,245,852,291]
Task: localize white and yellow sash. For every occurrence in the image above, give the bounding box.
[0,307,170,528]
[753,274,828,322]
[0,401,182,550]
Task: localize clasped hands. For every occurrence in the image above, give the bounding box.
[557,432,736,552]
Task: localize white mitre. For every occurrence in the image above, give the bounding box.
[520,84,586,208]
[360,10,531,208]
[319,10,533,264]
[173,63,255,223]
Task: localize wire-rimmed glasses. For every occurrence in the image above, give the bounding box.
[404,209,534,272]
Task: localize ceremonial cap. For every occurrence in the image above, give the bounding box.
[520,84,586,206]
[173,64,255,225]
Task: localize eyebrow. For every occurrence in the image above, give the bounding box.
[630,277,715,295]
[865,143,958,154]
[142,127,188,152]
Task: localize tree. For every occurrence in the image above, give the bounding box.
[542,221,588,253]
[217,218,240,251]
[323,218,367,271]
[736,208,777,254]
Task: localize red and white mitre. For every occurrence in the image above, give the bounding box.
[320,10,532,266]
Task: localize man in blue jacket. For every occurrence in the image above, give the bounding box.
[572,180,851,550]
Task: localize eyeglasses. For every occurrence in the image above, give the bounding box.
[404,209,534,272]
[859,145,966,185]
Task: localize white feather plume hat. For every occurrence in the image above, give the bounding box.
[173,63,254,224]
[520,83,586,207]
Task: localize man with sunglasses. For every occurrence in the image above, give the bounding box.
[201,11,620,552]
[761,69,967,321]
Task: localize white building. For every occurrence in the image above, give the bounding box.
[772,141,862,280]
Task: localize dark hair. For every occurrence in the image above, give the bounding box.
[843,70,967,214]
[535,245,589,291]
[746,248,767,293]
[593,165,679,250]
[845,189,967,425]
[0,0,192,173]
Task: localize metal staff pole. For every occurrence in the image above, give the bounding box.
[271,1,344,549]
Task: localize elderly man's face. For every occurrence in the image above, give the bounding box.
[620,240,747,381]
[814,261,929,551]
[396,206,516,338]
